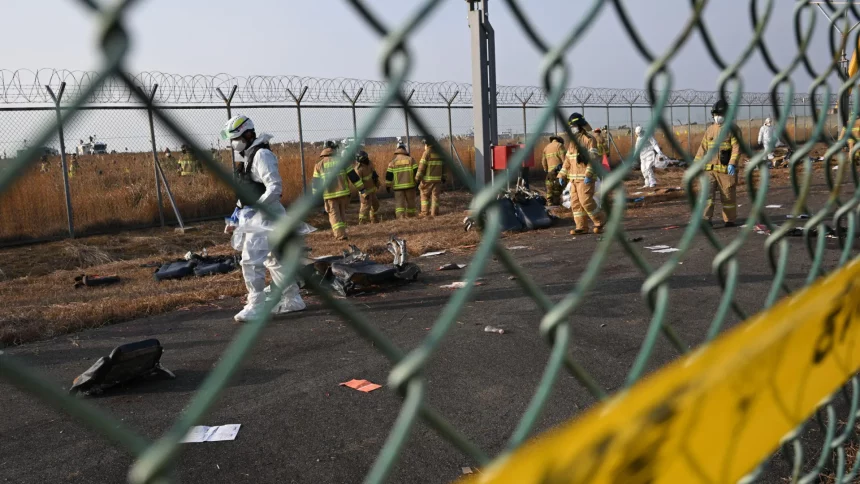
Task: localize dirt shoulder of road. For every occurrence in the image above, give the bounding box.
[0,149,834,346]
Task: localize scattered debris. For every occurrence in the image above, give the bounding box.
[765,204,782,209]
[438,263,467,271]
[653,248,680,253]
[631,191,644,196]
[440,281,484,289]
[339,379,382,393]
[754,223,770,235]
[181,424,242,443]
[508,275,517,281]
[138,261,161,268]
[628,197,645,203]
[420,250,447,257]
[69,339,175,396]
[628,237,644,243]
[786,214,810,219]
[663,225,681,230]
[600,323,606,328]
[462,467,474,475]
[645,245,670,250]
[297,238,420,297]
[484,325,505,334]
[74,274,120,289]
[467,187,556,232]
[507,246,530,250]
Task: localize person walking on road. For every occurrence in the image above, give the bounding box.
[635,125,664,188]
[313,141,365,240]
[386,142,419,219]
[558,112,605,234]
[220,115,306,323]
[541,135,565,205]
[416,137,446,217]
[695,100,741,227]
[354,150,380,224]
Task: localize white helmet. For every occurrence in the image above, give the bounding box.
[634,125,642,136]
[764,117,772,126]
[220,115,254,140]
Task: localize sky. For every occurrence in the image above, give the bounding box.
[2,0,856,95]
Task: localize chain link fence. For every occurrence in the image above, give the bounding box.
[3,0,860,482]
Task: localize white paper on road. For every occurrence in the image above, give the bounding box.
[181,424,241,443]
[653,248,680,253]
[420,250,446,257]
[645,245,670,250]
[765,204,782,208]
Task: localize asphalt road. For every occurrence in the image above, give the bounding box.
[1,179,852,483]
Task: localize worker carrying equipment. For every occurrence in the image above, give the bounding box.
[559,113,605,234]
[541,135,565,205]
[312,140,365,240]
[386,142,419,219]
[416,137,446,217]
[695,100,741,227]
[634,126,664,188]
[220,115,306,323]
[354,150,380,223]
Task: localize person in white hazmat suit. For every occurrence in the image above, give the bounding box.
[634,126,664,188]
[221,115,307,322]
[758,117,777,166]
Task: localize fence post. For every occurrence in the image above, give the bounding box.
[45,83,74,238]
[440,91,462,189]
[342,88,364,140]
[515,93,533,142]
[748,104,753,144]
[669,104,675,159]
[154,160,186,231]
[687,104,692,154]
[402,89,415,153]
[287,86,309,193]
[144,84,165,226]
[605,95,616,163]
[629,102,635,150]
[215,85,238,168]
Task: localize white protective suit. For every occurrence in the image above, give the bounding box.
[636,133,664,187]
[758,122,776,161]
[231,134,308,319]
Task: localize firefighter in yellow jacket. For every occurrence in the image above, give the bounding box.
[416,137,446,217]
[558,113,605,234]
[695,100,740,227]
[354,150,380,223]
[386,143,419,219]
[541,135,565,205]
[840,117,860,163]
[312,141,365,240]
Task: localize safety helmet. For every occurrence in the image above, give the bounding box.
[220,115,254,140]
[567,112,586,127]
[634,126,642,136]
[356,150,370,164]
[711,100,728,116]
[549,135,564,144]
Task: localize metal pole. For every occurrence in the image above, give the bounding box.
[45,83,74,238]
[629,104,634,154]
[215,85,238,169]
[467,0,495,186]
[287,86,309,193]
[403,89,415,153]
[748,104,752,145]
[144,84,165,226]
[441,91,461,188]
[669,104,675,159]
[515,93,533,143]
[342,88,364,140]
[154,159,186,230]
[687,104,692,154]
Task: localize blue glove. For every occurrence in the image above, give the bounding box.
[559,178,566,187]
[228,207,240,224]
[584,177,593,184]
[727,165,737,176]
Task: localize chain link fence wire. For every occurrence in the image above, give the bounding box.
[3,0,860,482]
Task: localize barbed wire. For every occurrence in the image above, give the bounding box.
[0,68,825,106]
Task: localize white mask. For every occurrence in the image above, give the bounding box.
[570,126,580,134]
[231,139,247,152]
[714,115,725,125]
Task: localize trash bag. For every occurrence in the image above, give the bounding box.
[515,198,553,230]
[154,260,196,281]
[193,255,238,277]
[498,198,524,232]
[69,339,175,396]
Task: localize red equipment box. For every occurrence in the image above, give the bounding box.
[491,144,535,170]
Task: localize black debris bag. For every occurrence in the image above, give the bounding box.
[69,339,175,396]
[298,238,420,296]
[464,187,556,233]
[154,254,238,281]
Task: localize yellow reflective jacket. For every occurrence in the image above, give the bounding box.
[695,123,740,170]
[416,146,445,183]
[312,148,364,200]
[354,161,378,194]
[386,148,418,190]
[541,139,565,172]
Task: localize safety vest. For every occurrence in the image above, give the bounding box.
[417,147,444,183]
[179,157,196,176]
[313,156,364,200]
[386,154,418,190]
[234,143,269,206]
